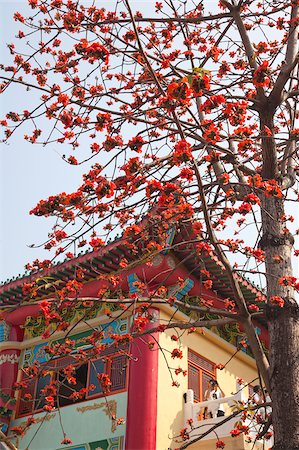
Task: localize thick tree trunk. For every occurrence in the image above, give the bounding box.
[260,195,299,450]
[268,306,299,450]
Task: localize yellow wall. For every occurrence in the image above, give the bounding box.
[156,308,259,450]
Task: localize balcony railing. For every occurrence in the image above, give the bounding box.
[184,383,245,440]
[184,383,273,447]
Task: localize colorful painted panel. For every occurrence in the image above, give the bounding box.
[0,320,10,342]
[23,303,104,339]
[57,437,124,450]
[21,318,129,367]
[61,446,87,450]
[89,436,124,450]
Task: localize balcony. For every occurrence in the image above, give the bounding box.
[184,384,273,450]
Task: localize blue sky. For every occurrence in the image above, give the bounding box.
[0,0,168,283]
[0,1,92,282]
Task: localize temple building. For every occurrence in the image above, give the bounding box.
[0,227,270,450]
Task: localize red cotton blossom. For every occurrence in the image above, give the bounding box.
[190,73,211,96]
[167,78,192,104]
[180,167,194,180]
[185,418,193,428]
[172,139,193,164]
[95,112,111,131]
[10,426,25,437]
[75,40,110,65]
[270,296,285,308]
[200,95,226,113]
[203,279,213,290]
[230,424,249,437]
[128,136,145,153]
[156,324,167,332]
[180,427,189,441]
[97,373,112,393]
[216,440,226,449]
[90,142,100,153]
[171,348,183,359]
[278,276,298,288]
[202,121,221,143]
[253,60,271,87]
[215,363,225,370]
[248,304,260,312]
[223,101,248,126]
[89,237,105,249]
[61,437,73,445]
[103,135,123,151]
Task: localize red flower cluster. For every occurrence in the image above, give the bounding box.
[22,282,37,298]
[133,315,150,332]
[97,373,112,393]
[180,427,189,441]
[171,348,183,359]
[128,136,145,153]
[156,324,167,332]
[111,333,133,346]
[89,237,105,249]
[248,304,260,312]
[215,363,225,370]
[202,121,221,144]
[253,61,271,87]
[61,437,73,445]
[95,112,112,131]
[223,101,248,126]
[230,423,249,437]
[200,94,225,113]
[172,139,193,165]
[278,276,298,289]
[190,73,211,95]
[10,426,25,437]
[270,296,285,308]
[167,78,192,104]
[103,135,123,151]
[203,279,213,290]
[167,73,211,105]
[75,40,109,65]
[244,246,265,262]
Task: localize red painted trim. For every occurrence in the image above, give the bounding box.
[4,304,41,326]
[125,308,159,450]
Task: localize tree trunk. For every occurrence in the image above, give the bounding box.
[260,195,299,450]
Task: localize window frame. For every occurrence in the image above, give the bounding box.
[16,350,128,418]
[86,352,128,400]
[188,348,216,402]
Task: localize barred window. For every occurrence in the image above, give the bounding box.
[17,350,128,417]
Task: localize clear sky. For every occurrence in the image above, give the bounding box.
[0,1,94,282]
[0,0,176,283]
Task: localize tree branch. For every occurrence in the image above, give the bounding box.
[192,162,270,391]
[269,5,299,109]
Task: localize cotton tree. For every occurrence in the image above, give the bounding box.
[1,0,299,449]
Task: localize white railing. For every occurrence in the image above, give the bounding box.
[184,383,246,440]
[184,384,274,447]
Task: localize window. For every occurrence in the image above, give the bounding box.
[87,354,127,398]
[58,362,88,407]
[188,349,216,402]
[17,349,128,417]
